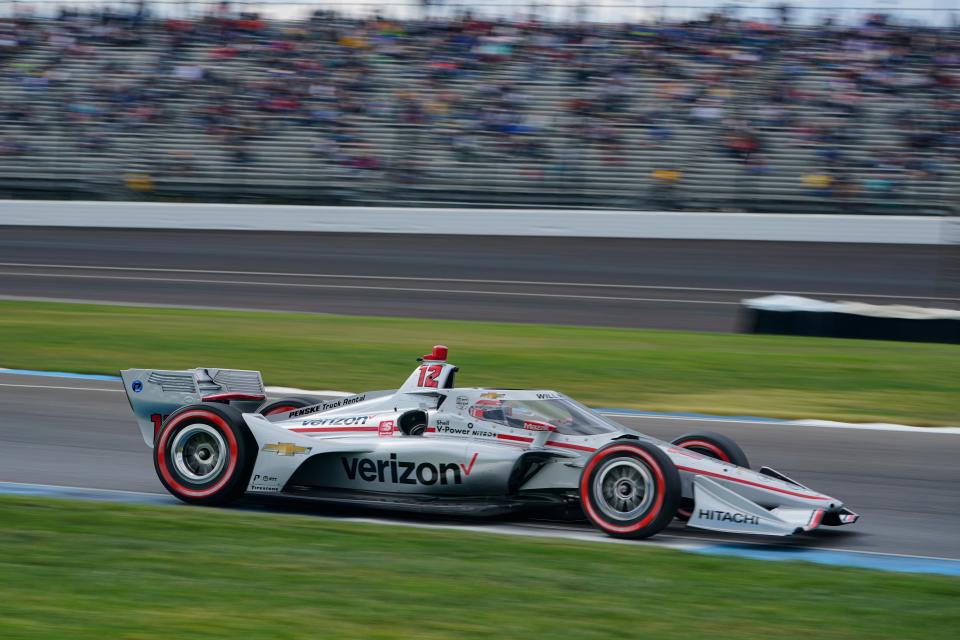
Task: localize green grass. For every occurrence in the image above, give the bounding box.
[0,300,957,425]
[0,495,956,640]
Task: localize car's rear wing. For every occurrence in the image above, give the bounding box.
[120,368,265,446]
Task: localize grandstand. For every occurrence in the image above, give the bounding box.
[0,7,957,213]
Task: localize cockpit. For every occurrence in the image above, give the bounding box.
[468,395,618,436]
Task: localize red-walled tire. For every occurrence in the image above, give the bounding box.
[671,432,750,520]
[671,432,750,468]
[153,402,256,506]
[579,441,681,539]
[256,396,320,417]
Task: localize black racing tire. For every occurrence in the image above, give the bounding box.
[153,402,256,506]
[256,396,321,417]
[671,431,750,520]
[670,431,750,468]
[579,441,681,540]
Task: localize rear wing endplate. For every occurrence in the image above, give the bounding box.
[120,368,264,446]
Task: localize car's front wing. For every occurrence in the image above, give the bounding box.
[687,476,856,536]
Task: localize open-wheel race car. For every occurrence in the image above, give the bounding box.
[121,346,858,539]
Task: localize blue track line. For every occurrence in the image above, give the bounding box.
[692,543,960,577]
[0,368,121,381]
[0,481,176,505]
[1,481,957,577]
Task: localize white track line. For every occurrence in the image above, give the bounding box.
[0,271,740,305]
[1,262,953,302]
[1,375,955,434]
[0,295,318,315]
[788,419,960,435]
[601,411,960,434]
[0,481,684,549]
[3,480,959,568]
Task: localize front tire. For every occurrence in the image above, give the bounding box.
[154,402,256,506]
[671,431,750,521]
[670,432,750,468]
[579,441,681,539]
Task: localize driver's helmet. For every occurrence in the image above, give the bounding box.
[469,398,506,422]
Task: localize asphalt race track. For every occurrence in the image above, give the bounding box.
[1,228,958,571]
[2,371,957,562]
[1,227,957,331]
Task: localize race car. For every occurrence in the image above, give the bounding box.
[121,345,859,539]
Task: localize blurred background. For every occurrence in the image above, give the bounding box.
[0,0,957,212]
[0,7,959,634]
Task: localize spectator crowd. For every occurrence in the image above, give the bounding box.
[0,3,957,211]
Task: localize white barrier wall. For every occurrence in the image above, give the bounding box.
[0,200,950,244]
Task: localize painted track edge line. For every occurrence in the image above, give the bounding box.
[2,368,956,433]
[0,367,121,381]
[0,368,350,398]
[1,481,958,576]
[599,409,960,434]
[691,543,960,577]
[0,480,177,504]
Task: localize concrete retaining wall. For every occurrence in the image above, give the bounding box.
[0,200,950,244]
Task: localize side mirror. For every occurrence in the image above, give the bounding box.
[522,420,557,448]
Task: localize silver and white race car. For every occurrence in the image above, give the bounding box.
[122,345,858,539]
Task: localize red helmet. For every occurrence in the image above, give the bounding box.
[469,398,504,421]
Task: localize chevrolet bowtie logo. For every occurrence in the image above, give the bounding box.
[263,442,312,456]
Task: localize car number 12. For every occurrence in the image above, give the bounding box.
[416,364,443,388]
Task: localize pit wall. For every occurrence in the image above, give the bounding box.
[0,200,951,244]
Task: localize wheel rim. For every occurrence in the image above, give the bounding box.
[171,424,227,482]
[593,457,655,522]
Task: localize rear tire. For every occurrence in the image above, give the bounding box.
[257,396,320,417]
[154,402,256,506]
[671,431,750,520]
[579,441,681,539]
